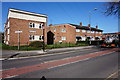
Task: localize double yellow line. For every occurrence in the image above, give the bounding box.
[104,69,120,80]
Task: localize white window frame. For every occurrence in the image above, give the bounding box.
[82,30,86,33]
[54,28,56,32]
[29,23,35,28]
[39,23,43,29]
[61,36,66,40]
[7,21,10,28]
[8,35,10,41]
[29,35,35,41]
[7,28,10,34]
[61,29,66,32]
[87,30,90,33]
[39,35,43,41]
[99,32,102,34]
[96,31,99,34]
[91,31,94,33]
[76,29,80,32]
[29,23,44,29]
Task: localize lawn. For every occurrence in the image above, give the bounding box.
[2,42,89,51]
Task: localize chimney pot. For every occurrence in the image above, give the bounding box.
[49,24,52,26]
[80,22,82,26]
[88,24,90,27]
[96,25,98,29]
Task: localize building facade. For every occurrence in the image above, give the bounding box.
[45,23,103,45]
[4,9,103,46]
[102,32,120,41]
[4,8,48,46]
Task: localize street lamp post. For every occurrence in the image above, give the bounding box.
[15,30,22,50]
[89,8,98,45]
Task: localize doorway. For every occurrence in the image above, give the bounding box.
[47,31,54,45]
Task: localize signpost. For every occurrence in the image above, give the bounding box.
[15,30,22,50]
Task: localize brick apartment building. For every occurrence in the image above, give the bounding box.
[4,8,103,46]
[45,23,103,45]
[4,8,48,46]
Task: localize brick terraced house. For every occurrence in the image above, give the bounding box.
[102,32,120,40]
[4,8,48,46]
[45,23,103,45]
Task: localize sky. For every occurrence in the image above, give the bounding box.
[1,2,119,33]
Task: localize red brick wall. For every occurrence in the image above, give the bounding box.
[8,18,46,46]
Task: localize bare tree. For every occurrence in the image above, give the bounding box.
[104,1,120,17]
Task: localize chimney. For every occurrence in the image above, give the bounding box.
[49,24,52,26]
[80,22,82,26]
[88,24,90,27]
[96,25,98,29]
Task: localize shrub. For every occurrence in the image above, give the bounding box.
[29,41,43,47]
[2,43,18,50]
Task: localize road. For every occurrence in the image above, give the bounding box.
[1,48,120,80]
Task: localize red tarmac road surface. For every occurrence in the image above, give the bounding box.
[1,48,120,79]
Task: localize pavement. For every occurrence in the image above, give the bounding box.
[1,46,95,59]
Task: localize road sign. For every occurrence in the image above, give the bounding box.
[15,31,23,33]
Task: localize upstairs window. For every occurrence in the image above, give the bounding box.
[91,31,94,33]
[29,23,43,29]
[82,30,86,33]
[76,29,80,32]
[29,23,35,28]
[96,31,98,34]
[99,32,102,34]
[54,28,56,32]
[61,29,66,32]
[87,30,90,33]
[39,23,43,29]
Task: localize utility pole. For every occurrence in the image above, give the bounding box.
[89,8,98,45]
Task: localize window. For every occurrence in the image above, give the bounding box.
[91,31,94,33]
[99,32,102,34]
[96,31,98,34]
[61,37,66,40]
[29,23,43,29]
[7,28,10,34]
[76,29,80,32]
[29,23,35,28]
[87,30,90,33]
[8,35,10,41]
[82,37,86,41]
[82,30,86,33]
[76,36,82,41]
[7,21,10,28]
[29,23,33,28]
[29,35,34,41]
[39,35,43,40]
[54,28,56,32]
[61,29,66,32]
[39,23,43,29]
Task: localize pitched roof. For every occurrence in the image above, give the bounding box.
[69,24,103,32]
